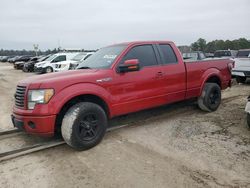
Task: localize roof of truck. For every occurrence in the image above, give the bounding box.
[110,41,174,46]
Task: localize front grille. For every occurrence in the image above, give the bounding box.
[15,85,26,108]
[244,71,250,77]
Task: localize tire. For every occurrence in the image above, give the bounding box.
[198,83,221,112]
[45,66,53,73]
[22,66,28,72]
[247,113,250,128]
[236,76,246,84]
[61,102,107,150]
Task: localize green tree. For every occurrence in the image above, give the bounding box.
[191,38,207,51]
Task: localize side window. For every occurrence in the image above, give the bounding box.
[122,45,158,67]
[159,44,177,64]
[52,55,66,63]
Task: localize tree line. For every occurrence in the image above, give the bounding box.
[0,48,61,56]
[191,38,250,53]
[1,38,250,56]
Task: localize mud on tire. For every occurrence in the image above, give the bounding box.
[61,102,107,150]
[198,83,221,112]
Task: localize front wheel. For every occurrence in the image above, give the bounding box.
[61,102,107,150]
[198,83,221,112]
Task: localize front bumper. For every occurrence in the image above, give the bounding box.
[34,67,46,73]
[245,99,250,113]
[11,113,56,137]
[232,70,250,78]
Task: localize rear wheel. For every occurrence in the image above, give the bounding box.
[198,83,221,112]
[236,76,246,84]
[61,102,107,150]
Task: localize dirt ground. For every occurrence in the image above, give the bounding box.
[0,63,249,188]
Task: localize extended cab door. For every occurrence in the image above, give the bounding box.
[111,44,166,116]
[156,44,186,103]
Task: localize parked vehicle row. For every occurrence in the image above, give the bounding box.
[1,51,95,73]
[0,55,34,63]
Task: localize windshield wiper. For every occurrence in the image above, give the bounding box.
[78,66,91,69]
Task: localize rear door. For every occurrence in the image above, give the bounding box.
[111,44,166,116]
[156,44,186,103]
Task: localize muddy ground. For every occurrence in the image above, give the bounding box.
[0,63,249,188]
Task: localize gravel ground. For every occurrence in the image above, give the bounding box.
[0,63,249,188]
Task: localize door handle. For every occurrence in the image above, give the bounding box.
[156,72,164,77]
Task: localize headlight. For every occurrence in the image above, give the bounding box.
[37,63,45,67]
[28,89,54,109]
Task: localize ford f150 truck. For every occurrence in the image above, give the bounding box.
[12,41,234,150]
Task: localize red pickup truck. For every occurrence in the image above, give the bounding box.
[12,41,234,150]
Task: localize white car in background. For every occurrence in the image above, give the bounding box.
[231,49,250,83]
[53,52,94,72]
[34,52,78,73]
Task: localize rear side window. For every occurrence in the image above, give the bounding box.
[159,44,177,64]
[122,45,158,67]
[237,50,250,58]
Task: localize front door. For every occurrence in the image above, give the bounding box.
[111,44,166,116]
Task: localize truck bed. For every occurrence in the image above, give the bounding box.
[185,58,232,98]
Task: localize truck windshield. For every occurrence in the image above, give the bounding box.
[77,45,127,69]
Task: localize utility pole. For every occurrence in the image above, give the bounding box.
[33,44,39,56]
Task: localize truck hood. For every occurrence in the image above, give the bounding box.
[18,69,111,92]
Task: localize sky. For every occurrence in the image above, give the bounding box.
[0,0,249,50]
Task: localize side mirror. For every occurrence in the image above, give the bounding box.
[118,59,140,73]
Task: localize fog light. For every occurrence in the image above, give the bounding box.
[28,121,36,129]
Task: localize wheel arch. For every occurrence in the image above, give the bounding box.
[199,68,222,96]
[55,93,110,134]
[51,83,112,134]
